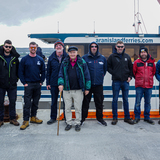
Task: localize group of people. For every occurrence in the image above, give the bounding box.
[0,39,160,131]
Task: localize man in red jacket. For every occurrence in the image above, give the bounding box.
[133,47,156,124]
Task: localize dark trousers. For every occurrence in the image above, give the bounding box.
[82,85,104,121]
[23,83,41,121]
[50,86,65,120]
[0,87,17,121]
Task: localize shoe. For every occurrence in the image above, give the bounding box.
[98,120,107,126]
[111,119,118,125]
[144,119,155,125]
[47,119,56,125]
[80,120,85,126]
[10,119,20,126]
[30,116,43,124]
[20,121,29,130]
[75,124,81,132]
[0,121,4,127]
[65,124,72,131]
[124,118,134,125]
[133,118,140,124]
[158,120,160,125]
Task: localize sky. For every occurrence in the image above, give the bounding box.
[0,0,160,48]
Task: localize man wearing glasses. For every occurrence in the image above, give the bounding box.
[0,40,20,127]
[19,42,45,130]
[107,41,134,125]
[81,42,107,126]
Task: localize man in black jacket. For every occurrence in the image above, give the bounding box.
[107,41,134,125]
[0,40,20,127]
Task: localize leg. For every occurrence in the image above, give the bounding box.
[0,88,6,121]
[23,83,33,121]
[134,87,144,119]
[144,88,152,120]
[7,88,17,120]
[30,83,41,117]
[112,81,121,120]
[63,90,73,125]
[72,90,83,125]
[50,86,59,120]
[121,81,130,119]
[81,88,92,121]
[93,85,104,121]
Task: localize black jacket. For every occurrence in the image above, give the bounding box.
[107,48,133,81]
[0,45,20,89]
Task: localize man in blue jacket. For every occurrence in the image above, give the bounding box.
[19,42,45,130]
[81,42,107,126]
[155,60,160,124]
[46,41,67,125]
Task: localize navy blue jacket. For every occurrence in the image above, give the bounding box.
[58,55,91,91]
[19,54,45,85]
[82,42,107,86]
[46,50,67,87]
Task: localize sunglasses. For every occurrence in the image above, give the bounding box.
[4,46,12,48]
[30,47,36,49]
[117,46,124,48]
[91,46,97,48]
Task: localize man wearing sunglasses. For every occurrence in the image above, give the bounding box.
[19,42,45,130]
[81,42,107,126]
[0,40,20,127]
[107,41,134,125]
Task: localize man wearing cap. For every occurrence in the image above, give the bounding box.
[81,41,107,126]
[58,46,91,131]
[46,40,67,125]
[133,47,156,125]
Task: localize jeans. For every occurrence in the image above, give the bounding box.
[23,83,41,121]
[134,87,152,120]
[0,87,17,121]
[112,81,130,119]
[50,86,65,120]
[82,85,104,121]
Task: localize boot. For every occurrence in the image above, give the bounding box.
[10,119,20,126]
[30,116,43,124]
[20,121,29,130]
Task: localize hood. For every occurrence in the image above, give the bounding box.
[0,45,20,58]
[88,41,100,57]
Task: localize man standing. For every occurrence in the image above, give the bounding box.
[133,47,156,125]
[19,42,45,130]
[81,42,107,126]
[0,40,20,127]
[107,41,134,125]
[46,40,67,125]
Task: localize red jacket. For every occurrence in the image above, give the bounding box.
[133,55,156,88]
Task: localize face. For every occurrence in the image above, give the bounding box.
[3,43,12,54]
[90,43,98,54]
[69,50,78,61]
[55,44,63,53]
[140,51,147,60]
[29,44,37,54]
[116,43,125,54]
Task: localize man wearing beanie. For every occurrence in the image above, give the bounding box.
[133,47,156,124]
[46,40,67,125]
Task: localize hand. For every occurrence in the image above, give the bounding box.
[47,85,51,90]
[24,84,28,87]
[58,85,63,92]
[85,90,89,95]
[127,77,131,83]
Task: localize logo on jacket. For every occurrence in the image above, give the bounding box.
[125,58,127,61]
[99,62,104,65]
[37,61,41,65]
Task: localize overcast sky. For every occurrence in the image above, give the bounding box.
[0,0,160,47]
